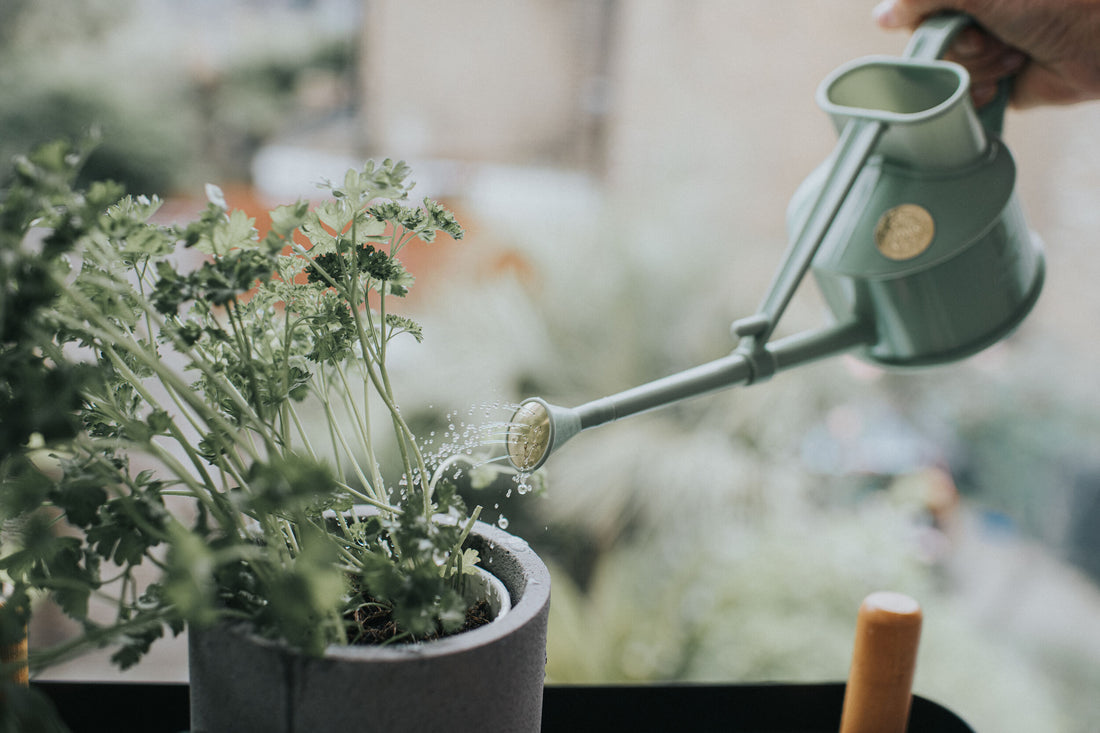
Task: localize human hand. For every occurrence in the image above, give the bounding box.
[873,0,1100,108]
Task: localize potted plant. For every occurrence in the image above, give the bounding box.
[0,139,550,732]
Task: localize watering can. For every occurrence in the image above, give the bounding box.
[506,13,1044,472]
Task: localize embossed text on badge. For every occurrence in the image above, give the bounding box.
[874,204,934,260]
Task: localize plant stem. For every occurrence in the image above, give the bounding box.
[441,505,483,579]
[332,360,384,495]
[224,299,268,423]
[48,287,269,463]
[285,401,319,462]
[317,390,379,502]
[87,346,242,528]
[349,301,430,517]
[334,481,400,514]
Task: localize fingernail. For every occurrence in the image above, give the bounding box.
[971,82,997,108]
[1001,51,1027,73]
[953,29,984,57]
[872,0,899,27]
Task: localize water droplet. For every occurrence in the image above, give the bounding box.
[497,516,509,529]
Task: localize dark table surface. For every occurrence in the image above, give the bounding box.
[32,681,975,732]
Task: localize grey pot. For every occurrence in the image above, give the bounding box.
[188,520,551,733]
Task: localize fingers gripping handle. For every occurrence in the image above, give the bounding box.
[902,12,970,60]
[904,12,1011,136]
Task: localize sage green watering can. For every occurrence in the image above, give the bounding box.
[507,13,1044,472]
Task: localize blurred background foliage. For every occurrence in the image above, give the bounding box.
[0,0,357,193]
[5,1,1100,731]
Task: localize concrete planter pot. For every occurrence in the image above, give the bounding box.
[188,520,551,733]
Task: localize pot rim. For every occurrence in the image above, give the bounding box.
[211,518,550,662]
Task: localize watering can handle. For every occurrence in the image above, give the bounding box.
[902,12,970,60]
[735,118,884,365]
[903,12,1011,137]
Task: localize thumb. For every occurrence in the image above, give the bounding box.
[873,0,963,29]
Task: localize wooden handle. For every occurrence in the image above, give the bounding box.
[0,598,28,686]
[839,591,922,733]
[2,634,28,685]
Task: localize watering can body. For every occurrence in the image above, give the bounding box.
[790,56,1044,367]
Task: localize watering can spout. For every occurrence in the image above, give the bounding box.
[507,320,873,471]
[506,398,582,474]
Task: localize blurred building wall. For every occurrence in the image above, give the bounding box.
[356,0,1100,354]
[360,0,612,166]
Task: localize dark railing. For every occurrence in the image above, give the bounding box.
[33,681,975,732]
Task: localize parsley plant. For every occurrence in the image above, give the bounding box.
[0,139,488,679]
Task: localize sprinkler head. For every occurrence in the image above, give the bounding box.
[505,398,581,472]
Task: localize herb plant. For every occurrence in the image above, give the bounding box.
[0,138,497,680]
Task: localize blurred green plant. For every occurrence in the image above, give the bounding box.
[0,85,192,196]
[0,0,358,193]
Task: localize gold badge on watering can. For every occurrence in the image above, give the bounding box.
[874,204,935,261]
